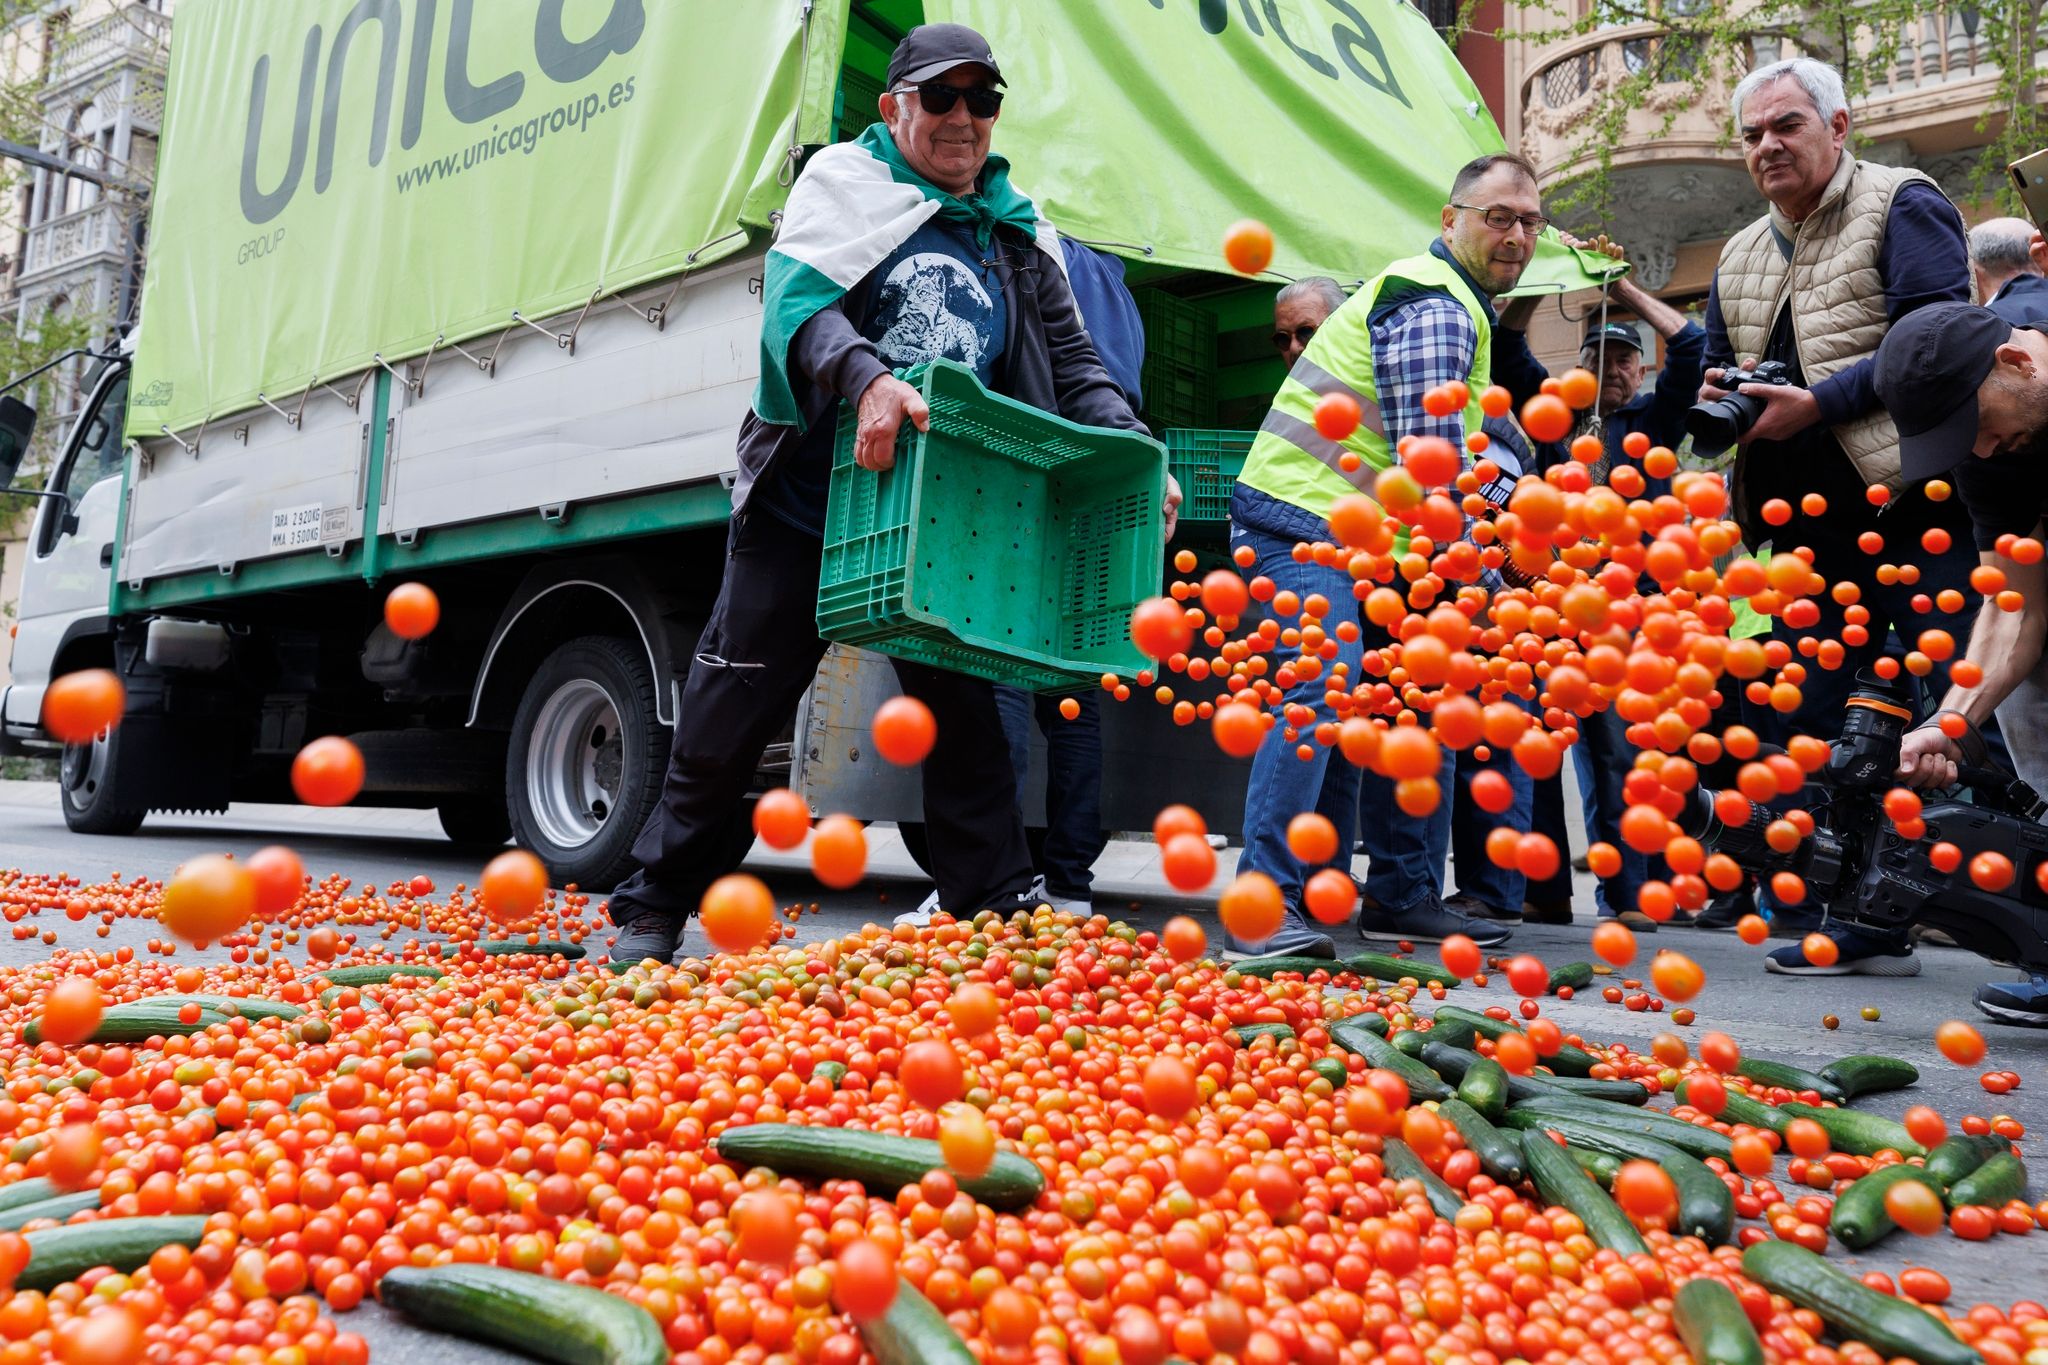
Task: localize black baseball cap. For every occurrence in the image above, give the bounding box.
[1874,303,2011,481]
[886,23,1004,88]
[1582,323,1646,355]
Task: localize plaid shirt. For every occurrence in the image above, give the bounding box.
[1370,293,1502,590]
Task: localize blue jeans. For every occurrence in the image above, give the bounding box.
[1575,704,1649,917]
[1450,718,1533,913]
[994,685,1106,898]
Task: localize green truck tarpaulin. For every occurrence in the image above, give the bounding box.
[131,0,1617,440]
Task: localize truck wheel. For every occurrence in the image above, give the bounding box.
[437,796,512,849]
[58,726,146,836]
[507,636,667,890]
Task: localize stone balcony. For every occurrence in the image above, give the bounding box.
[46,4,169,100]
[19,201,134,284]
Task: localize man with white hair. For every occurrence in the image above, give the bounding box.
[1971,217,2048,327]
[1271,276,1350,367]
[1699,56,1978,976]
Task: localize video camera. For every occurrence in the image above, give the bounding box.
[1678,669,2048,972]
[1686,359,1795,455]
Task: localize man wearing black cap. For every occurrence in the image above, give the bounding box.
[1877,301,2048,1025]
[603,24,1178,964]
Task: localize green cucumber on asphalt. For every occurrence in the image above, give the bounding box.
[1675,1079,1792,1136]
[1924,1135,2012,1193]
[1380,1137,1464,1220]
[1437,1098,1525,1185]
[1519,1130,1647,1256]
[1425,1043,1647,1106]
[1346,953,1460,988]
[1454,1054,1509,1121]
[860,1277,977,1364]
[1328,1026,1452,1101]
[469,939,588,960]
[714,1124,1044,1211]
[379,1264,666,1365]
[1673,1278,1767,1365]
[0,1189,102,1232]
[1740,1241,1983,1365]
[1431,1007,1600,1077]
[318,963,446,988]
[1734,1057,1846,1102]
[1830,1165,1946,1250]
[21,1215,208,1291]
[1776,1102,1924,1158]
[1230,955,1343,980]
[1818,1055,1918,1098]
[1507,1096,1734,1162]
[1948,1152,2028,1209]
[1546,962,1594,994]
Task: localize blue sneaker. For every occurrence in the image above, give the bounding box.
[1974,976,2048,1027]
[1764,927,1919,977]
[1227,904,1337,958]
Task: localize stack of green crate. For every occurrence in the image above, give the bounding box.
[1164,429,1258,527]
[1134,289,1216,430]
[836,69,886,143]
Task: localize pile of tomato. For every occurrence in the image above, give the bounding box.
[0,859,2042,1365]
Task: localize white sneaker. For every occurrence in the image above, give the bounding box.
[1030,874,1092,915]
[893,888,940,928]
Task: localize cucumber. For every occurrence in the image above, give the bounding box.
[1519,1129,1647,1256]
[1923,1134,2012,1190]
[812,1061,848,1089]
[860,1277,976,1364]
[1740,1241,1983,1365]
[1438,1098,1525,1185]
[0,1189,102,1232]
[1328,1021,1452,1101]
[1949,1152,2028,1209]
[1830,1165,1946,1250]
[1501,1111,1734,1243]
[379,1264,665,1365]
[1232,954,1343,979]
[1424,1043,1648,1107]
[1346,952,1461,988]
[317,963,445,988]
[25,1000,228,1045]
[1329,1011,1389,1037]
[1735,1057,1845,1102]
[714,1124,1044,1212]
[1546,961,1594,994]
[0,1178,61,1215]
[1566,1145,1623,1187]
[1423,1015,1478,1050]
[1776,1102,1925,1159]
[1507,1096,1734,1162]
[316,986,387,1010]
[1819,1055,1918,1099]
[1674,1278,1767,1365]
[1310,1057,1348,1087]
[1390,1029,1430,1060]
[1227,1022,1296,1046]
[1676,1079,1792,1135]
[21,1215,208,1291]
[468,939,587,960]
[1380,1137,1464,1219]
[1455,1054,1509,1122]
[1432,1007,1600,1077]
[179,995,304,1023]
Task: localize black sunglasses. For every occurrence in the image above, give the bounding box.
[897,83,1003,119]
[1273,323,1318,353]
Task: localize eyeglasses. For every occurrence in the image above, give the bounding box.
[1451,203,1550,236]
[1272,323,1318,353]
[896,83,1004,119]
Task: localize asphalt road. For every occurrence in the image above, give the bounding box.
[1,780,2046,1352]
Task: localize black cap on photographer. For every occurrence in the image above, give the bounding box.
[1874,303,2009,482]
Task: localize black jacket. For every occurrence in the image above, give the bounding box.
[731,229,1146,518]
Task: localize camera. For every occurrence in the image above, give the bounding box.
[1686,359,1794,454]
[1679,669,2048,972]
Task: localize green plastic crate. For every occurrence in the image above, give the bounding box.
[835,69,885,143]
[1133,290,1216,428]
[818,360,1166,691]
[1165,429,1256,525]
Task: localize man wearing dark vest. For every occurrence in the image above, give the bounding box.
[1699,57,1977,976]
[1224,153,1553,953]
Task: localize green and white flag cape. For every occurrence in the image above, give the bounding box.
[754,123,1065,428]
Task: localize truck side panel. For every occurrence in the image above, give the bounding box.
[382,256,762,538]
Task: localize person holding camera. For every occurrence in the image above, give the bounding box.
[1875,302,2048,1025]
[1696,58,1978,977]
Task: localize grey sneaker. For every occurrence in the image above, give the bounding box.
[1356,892,1511,948]
[608,912,681,965]
[1445,891,1521,923]
[1226,904,1337,958]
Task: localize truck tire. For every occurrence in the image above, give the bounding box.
[506,636,667,891]
[58,726,146,836]
[437,797,512,849]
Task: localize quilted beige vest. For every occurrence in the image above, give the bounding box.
[1715,154,1954,493]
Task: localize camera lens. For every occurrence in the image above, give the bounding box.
[1685,393,1760,454]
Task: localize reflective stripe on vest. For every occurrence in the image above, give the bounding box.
[1237,251,1492,527]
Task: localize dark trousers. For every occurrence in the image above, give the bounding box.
[606,510,1035,925]
[1528,774,1575,907]
[994,685,1107,899]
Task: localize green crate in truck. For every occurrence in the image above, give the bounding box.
[818,360,1166,691]
[1133,290,1216,428]
[1164,430,1256,525]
